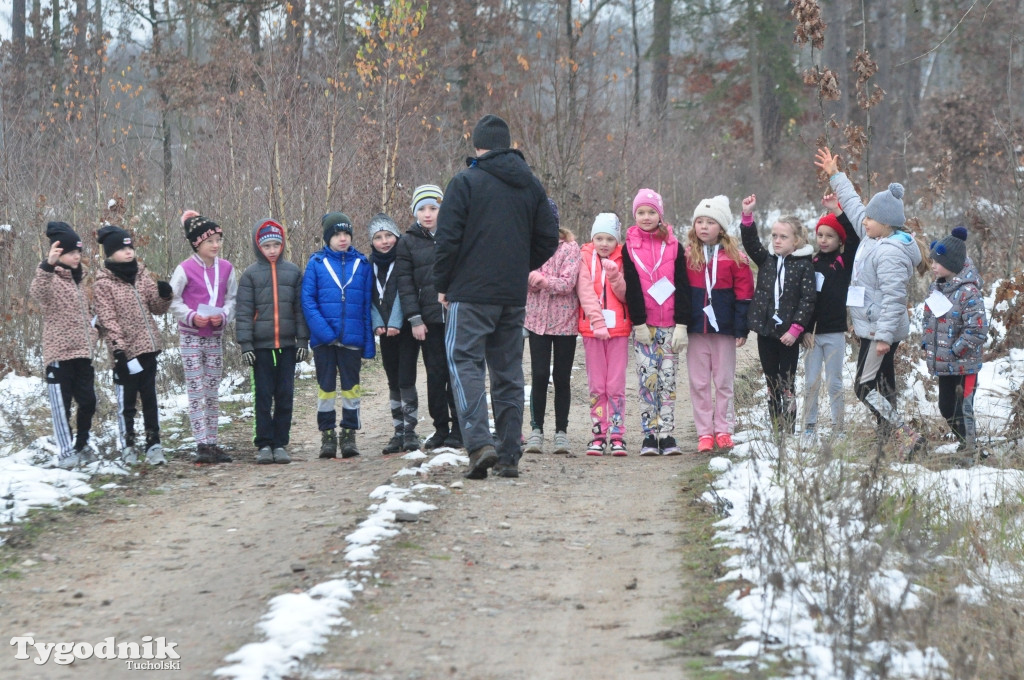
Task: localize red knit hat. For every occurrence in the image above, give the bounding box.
[815,213,847,244]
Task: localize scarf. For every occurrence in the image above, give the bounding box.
[106,259,139,284]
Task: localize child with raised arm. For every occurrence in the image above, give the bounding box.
[922,227,987,458]
[801,195,861,442]
[302,212,375,459]
[671,196,755,453]
[523,199,581,455]
[30,222,98,469]
[815,147,927,457]
[94,224,173,465]
[236,218,310,465]
[740,195,817,435]
[622,188,682,456]
[577,213,631,455]
[169,211,238,464]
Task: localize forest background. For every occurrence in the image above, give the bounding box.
[0,0,1022,374]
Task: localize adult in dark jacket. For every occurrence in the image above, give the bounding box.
[236,219,310,464]
[395,184,462,450]
[433,114,559,479]
[740,195,817,434]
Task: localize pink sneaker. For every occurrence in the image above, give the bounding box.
[609,439,628,457]
[715,432,734,450]
[697,435,715,453]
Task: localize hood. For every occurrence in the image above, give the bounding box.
[880,229,923,268]
[769,242,815,258]
[467,148,535,189]
[251,218,286,263]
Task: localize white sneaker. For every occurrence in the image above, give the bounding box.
[146,444,167,465]
[524,429,544,453]
[801,427,817,449]
[121,445,139,465]
[56,453,80,470]
[553,431,570,454]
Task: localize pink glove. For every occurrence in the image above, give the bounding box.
[528,271,547,289]
[593,326,611,340]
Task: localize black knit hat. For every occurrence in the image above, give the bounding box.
[96,224,134,258]
[930,226,968,274]
[45,221,83,253]
[181,210,223,251]
[472,114,511,151]
[322,212,354,245]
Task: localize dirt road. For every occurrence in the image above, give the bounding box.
[1,345,708,679]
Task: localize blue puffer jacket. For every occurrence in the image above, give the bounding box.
[302,246,375,358]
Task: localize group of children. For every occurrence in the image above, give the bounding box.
[32,148,989,470]
[525,149,988,459]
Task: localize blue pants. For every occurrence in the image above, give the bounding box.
[251,348,297,448]
[313,345,362,431]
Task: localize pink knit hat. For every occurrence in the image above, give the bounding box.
[632,188,664,221]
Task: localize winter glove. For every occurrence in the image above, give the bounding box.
[296,347,311,363]
[112,349,129,380]
[241,351,256,367]
[633,324,653,346]
[156,280,172,299]
[593,326,611,340]
[670,324,687,353]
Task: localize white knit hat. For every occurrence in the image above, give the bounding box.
[410,184,443,215]
[692,195,733,230]
[591,213,622,243]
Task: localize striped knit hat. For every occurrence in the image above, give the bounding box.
[411,184,444,215]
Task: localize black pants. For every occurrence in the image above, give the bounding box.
[113,351,160,449]
[757,335,799,433]
[252,347,296,448]
[528,332,577,433]
[379,324,419,391]
[855,338,901,432]
[46,357,96,456]
[420,322,458,434]
[938,374,978,448]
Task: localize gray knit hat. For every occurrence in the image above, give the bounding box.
[472,114,511,150]
[864,182,906,228]
[367,213,401,241]
[930,226,968,273]
[321,212,353,244]
[410,184,443,215]
[591,213,622,243]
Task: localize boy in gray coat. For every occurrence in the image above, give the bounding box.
[923,227,988,457]
[236,219,310,464]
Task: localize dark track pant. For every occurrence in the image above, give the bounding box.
[420,323,459,435]
[446,302,525,465]
[528,332,577,433]
[114,351,161,450]
[251,348,297,448]
[757,335,799,433]
[46,358,96,458]
[938,374,978,449]
[313,345,362,431]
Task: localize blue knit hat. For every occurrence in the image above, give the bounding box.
[864,183,906,228]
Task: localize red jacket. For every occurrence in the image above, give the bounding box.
[577,242,631,338]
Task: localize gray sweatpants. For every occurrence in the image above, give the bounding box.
[445,302,526,465]
[802,332,846,431]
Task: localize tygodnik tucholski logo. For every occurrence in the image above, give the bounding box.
[10,635,181,669]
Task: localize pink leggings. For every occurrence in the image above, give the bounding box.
[582,336,628,440]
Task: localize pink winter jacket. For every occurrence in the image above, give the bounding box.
[577,242,630,338]
[524,238,582,336]
[622,225,679,327]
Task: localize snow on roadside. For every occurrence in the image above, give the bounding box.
[213,448,467,680]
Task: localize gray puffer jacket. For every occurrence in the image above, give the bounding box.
[921,259,987,375]
[235,219,309,352]
[831,173,923,344]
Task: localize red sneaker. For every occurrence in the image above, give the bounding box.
[697,435,715,453]
[715,432,734,450]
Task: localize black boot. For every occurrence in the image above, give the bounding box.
[319,429,338,458]
[443,422,463,449]
[340,428,360,458]
[382,431,404,455]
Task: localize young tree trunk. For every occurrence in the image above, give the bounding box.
[823,0,850,124]
[11,0,27,99]
[630,0,640,123]
[747,0,764,162]
[74,0,88,61]
[52,0,63,77]
[650,0,671,122]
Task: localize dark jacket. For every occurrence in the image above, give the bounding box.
[433,149,559,306]
[301,246,375,358]
[673,244,756,338]
[395,223,444,326]
[369,249,404,330]
[236,221,309,352]
[741,223,817,339]
[809,212,861,335]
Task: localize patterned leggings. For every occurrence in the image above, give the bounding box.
[181,333,224,445]
[633,326,677,436]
